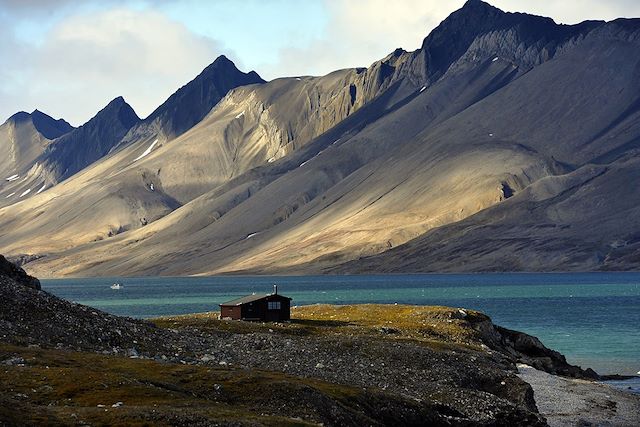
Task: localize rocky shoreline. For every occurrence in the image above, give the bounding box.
[1,256,638,426]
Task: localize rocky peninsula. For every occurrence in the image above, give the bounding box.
[1,256,638,426]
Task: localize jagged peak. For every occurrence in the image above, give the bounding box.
[3,110,73,140]
[461,0,495,11]
[73,96,140,131]
[415,0,601,84]
[132,54,264,138]
[199,55,264,82]
[30,109,74,139]
[6,111,31,123]
[106,96,127,107]
[211,54,232,65]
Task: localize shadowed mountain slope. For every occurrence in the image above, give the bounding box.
[0,110,73,179]
[2,1,640,276]
[120,55,266,145]
[0,97,139,210]
[40,96,141,182]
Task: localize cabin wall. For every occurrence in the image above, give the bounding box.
[221,295,292,321]
[221,306,241,320]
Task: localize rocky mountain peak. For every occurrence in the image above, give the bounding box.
[40,97,141,182]
[6,111,32,124]
[127,56,265,141]
[30,109,74,139]
[92,96,140,130]
[416,0,600,84]
[3,109,74,140]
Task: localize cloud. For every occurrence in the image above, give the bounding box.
[260,0,640,79]
[0,6,225,125]
[261,1,465,78]
[492,0,640,24]
[2,0,640,124]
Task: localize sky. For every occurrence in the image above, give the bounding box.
[1,0,640,126]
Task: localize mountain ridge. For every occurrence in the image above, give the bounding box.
[2,2,640,276]
[38,96,141,183]
[118,55,265,146]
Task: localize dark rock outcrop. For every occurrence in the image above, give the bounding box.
[496,326,600,379]
[0,255,40,290]
[0,255,173,354]
[467,313,600,379]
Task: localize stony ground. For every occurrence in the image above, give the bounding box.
[518,364,640,427]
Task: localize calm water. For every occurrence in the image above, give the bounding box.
[41,273,640,376]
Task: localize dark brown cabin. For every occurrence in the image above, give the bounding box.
[219,285,292,321]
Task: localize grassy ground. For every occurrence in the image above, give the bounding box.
[154,303,491,348]
[0,343,433,426]
[1,304,529,426]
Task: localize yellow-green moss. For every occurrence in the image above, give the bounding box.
[154,304,489,349]
[0,343,399,426]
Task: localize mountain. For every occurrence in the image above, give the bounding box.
[39,96,141,183]
[0,110,73,178]
[0,110,73,206]
[0,97,140,210]
[0,58,264,211]
[120,55,266,145]
[2,0,640,276]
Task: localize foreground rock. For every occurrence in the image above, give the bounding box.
[0,256,176,355]
[0,255,40,290]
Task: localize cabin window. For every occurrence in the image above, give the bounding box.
[268,301,281,310]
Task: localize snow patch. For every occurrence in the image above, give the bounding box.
[235,111,245,119]
[20,188,31,197]
[134,139,159,162]
[6,175,19,182]
[5,192,15,198]
[332,139,341,145]
[268,157,276,163]
[36,184,46,194]
[299,150,324,168]
[246,232,260,239]
[296,77,301,81]
[419,86,426,93]
[492,57,499,62]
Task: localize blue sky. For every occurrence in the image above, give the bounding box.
[2,0,640,125]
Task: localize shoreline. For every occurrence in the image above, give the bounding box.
[518,364,640,426]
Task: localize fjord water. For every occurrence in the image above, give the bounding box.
[42,273,640,376]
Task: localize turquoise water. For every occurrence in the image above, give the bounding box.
[41,273,640,376]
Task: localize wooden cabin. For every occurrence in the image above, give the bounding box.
[219,285,292,321]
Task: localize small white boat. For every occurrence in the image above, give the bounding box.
[110,283,123,290]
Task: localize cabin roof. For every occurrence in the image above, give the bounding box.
[220,293,292,306]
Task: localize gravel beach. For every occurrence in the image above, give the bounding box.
[518,364,640,426]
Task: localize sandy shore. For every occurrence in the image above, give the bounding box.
[518,364,640,426]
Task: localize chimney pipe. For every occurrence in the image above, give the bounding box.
[273,284,277,295]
